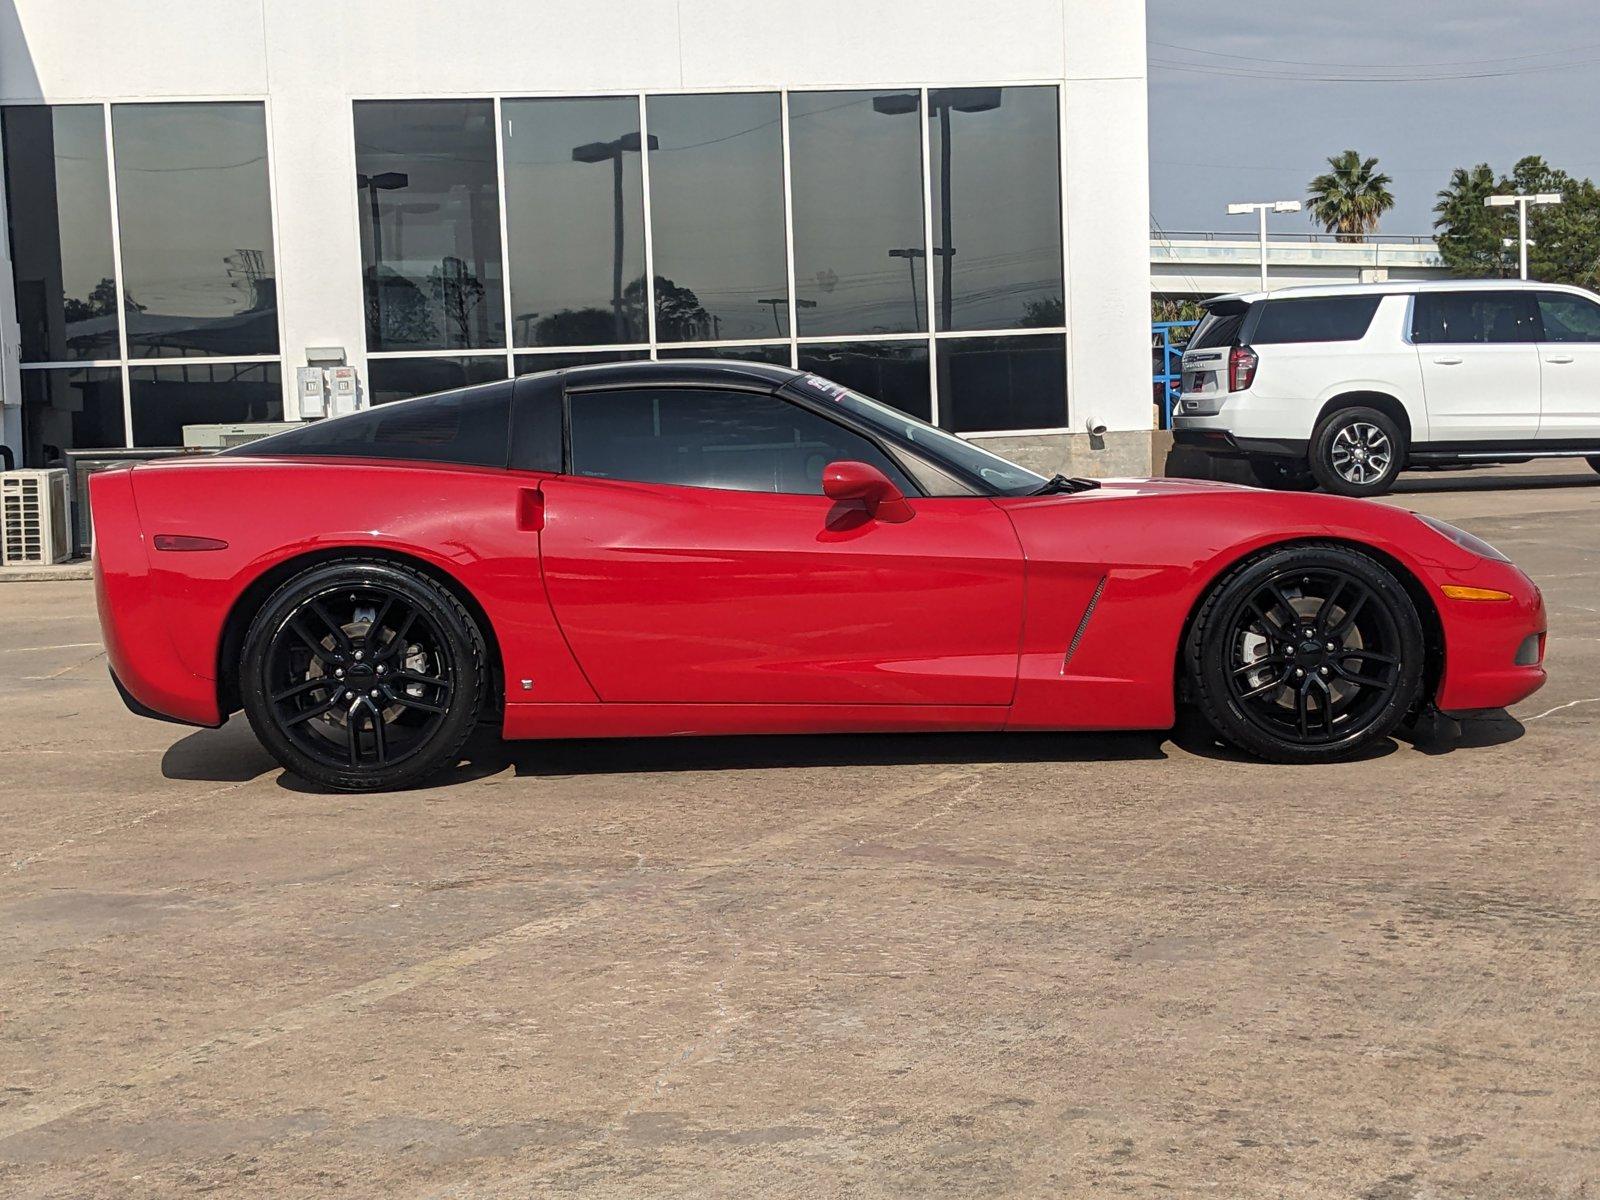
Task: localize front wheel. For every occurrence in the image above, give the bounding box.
[1310,407,1406,496]
[1184,544,1426,762]
[239,559,486,792]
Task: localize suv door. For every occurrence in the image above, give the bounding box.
[1534,290,1600,438]
[537,384,1026,706]
[1411,290,1541,440]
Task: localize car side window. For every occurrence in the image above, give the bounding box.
[225,380,512,467]
[566,387,915,496]
[1248,296,1382,344]
[1412,291,1541,345]
[1536,292,1600,343]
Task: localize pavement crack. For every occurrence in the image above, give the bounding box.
[1525,695,1600,721]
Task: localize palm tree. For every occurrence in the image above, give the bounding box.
[1432,164,1505,276]
[1307,150,1395,242]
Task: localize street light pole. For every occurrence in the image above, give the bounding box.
[1486,192,1562,280]
[1226,199,1302,291]
[573,131,658,340]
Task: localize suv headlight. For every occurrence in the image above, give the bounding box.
[1414,513,1510,563]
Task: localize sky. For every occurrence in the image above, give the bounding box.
[1146,0,1600,238]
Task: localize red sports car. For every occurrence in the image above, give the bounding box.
[92,361,1546,791]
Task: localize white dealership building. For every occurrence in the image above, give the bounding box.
[0,0,1152,476]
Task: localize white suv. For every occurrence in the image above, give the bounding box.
[1171,279,1600,496]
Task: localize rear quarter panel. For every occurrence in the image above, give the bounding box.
[121,457,596,717]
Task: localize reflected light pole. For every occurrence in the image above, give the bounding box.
[1486,192,1562,280]
[1226,199,1301,291]
[875,89,999,330]
[758,297,815,334]
[357,171,409,265]
[573,132,658,340]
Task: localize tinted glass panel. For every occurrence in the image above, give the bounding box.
[928,87,1062,332]
[1412,291,1539,344]
[515,349,648,376]
[128,362,282,446]
[646,94,788,342]
[1250,296,1380,344]
[568,387,910,495]
[368,355,508,406]
[797,340,931,421]
[1537,292,1600,343]
[656,344,791,365]
[234,381,511,468]
[1189,308,1247,349]
[789,90,925,336]
[936,335,1066,433]
[112,103,278,358]
[20,368,126,466]
[2,106,119,362]
[354,100,504,351]
[502,97,646,347]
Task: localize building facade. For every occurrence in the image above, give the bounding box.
[0,0,1152,477]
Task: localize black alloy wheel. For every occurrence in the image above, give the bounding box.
[1185,544,1425,761]
[240,560,485,791]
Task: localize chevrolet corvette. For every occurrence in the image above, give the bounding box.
[92,360,1547,791]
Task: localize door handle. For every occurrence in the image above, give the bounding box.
[1432,356,1463,365]
[1546,355,1576,364]
[517,487,544,531]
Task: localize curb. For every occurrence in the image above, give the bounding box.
[0,561,93,583]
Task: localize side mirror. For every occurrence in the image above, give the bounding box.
[822,460,913,522]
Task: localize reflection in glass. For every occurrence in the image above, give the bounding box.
[515,349,648,375]
[20,368,126,465]
[367,355,508,406]
[2,107,120,362]
[646,93,787,342]
[112,103,279,358]
[503,98,648,347]
[354,100,504,352]
[656,344,791,365]
[935,335,1066,433]
[928,87,1063,331]
[128,362,283,446]
[789,91,925,336]
[797,340,931,421]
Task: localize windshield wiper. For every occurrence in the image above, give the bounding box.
[1028,473,1101,496]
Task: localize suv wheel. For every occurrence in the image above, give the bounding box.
[1587,455,1600,477]
[1247,457,1317,491]
[1310,407,1405,497]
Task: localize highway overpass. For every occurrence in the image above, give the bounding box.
[1152,232,1450,296]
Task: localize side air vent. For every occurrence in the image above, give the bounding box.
[1061,574,1108,672]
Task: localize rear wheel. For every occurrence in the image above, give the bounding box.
[1247,456,1317,491]
[1310,407,1406,496]
[1184,544,1425,762]
[240,560,486,792]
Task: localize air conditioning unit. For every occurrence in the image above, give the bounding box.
[181,421,301,450]
[1,469,72,566]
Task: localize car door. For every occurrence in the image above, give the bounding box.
[1534,290,1600,439]
[1411,289,1542,441]
[537,383,1026,706]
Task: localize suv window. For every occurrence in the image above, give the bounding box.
[1188,309,1247,349]
[1248,296,1381,344]
[1412,291,1541,344]
[1537,291,1600,342]
[227,381,511,467]
[567,387,914,496]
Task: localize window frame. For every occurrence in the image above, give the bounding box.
[1,96,287,456]
[352,80,1070,440]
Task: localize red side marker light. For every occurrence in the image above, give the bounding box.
[153,534,229,552]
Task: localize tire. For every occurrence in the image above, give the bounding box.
[1309,406,1406,497]
[239,559,486,792]
[1183,543,1426,763]
[1587,455,1600,476]
[1247,456,1318,491]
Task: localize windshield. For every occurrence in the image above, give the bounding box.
[789,374,1047,494]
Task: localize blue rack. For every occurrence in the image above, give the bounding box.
[1151,319,1199,428]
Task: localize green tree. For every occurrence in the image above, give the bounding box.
[1306,150,1395,241]
[1433,156,1600,288]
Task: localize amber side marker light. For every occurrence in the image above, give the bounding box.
[1440,585,1514,602]
[152,534,229,552]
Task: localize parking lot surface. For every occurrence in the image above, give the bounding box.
[2,461,1597,1198]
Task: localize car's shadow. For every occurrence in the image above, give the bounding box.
[1390,471,1600,495]
[160,706,1524,793]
